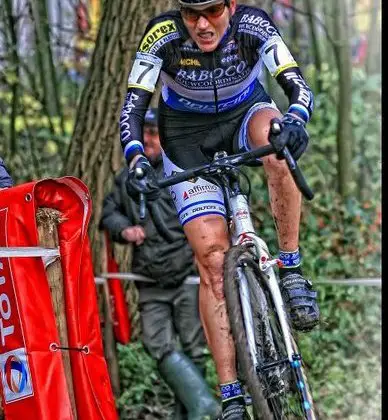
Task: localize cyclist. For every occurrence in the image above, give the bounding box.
[120,1,320,418]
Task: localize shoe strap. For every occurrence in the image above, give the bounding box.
[282,288,317,301]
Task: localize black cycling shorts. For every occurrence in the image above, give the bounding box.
[158,90,279,226]
[158,89,274,169]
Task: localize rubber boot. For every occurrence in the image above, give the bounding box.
[158,350,221,420]
[173,398,188,420]
[172,359,208,420]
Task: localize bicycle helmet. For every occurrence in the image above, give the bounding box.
[178,0,230,10]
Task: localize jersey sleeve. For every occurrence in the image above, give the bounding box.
[119,17,180,164]
[254,10,314,122]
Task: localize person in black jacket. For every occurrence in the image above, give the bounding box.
[0,157,13,189]
[100,108,220,420]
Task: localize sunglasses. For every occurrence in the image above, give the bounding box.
[180,3,226,22]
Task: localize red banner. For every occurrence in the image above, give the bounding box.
[105,232,131,344]
[0,208,34,404]
[0,177,118,419]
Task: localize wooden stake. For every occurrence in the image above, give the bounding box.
[36,208,77,419]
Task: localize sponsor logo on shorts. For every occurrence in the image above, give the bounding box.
[140,20,178,52]
[192,205,217,213]
[183,184,218,200]
[180,204,226,223]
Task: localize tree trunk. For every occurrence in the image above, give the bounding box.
[3,0,20,156]
[333,0,353,197]
[65,0,173,270]
[303,0,322,92]
[290,0,303,62]
[322,0,336,68]
[365,0,381,76]
[29,0,62,118]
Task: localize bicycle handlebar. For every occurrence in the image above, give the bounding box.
[157,145,314,201]
[135,119,314,241]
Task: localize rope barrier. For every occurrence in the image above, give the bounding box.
[97,272,201,285]
[315,278,381,287]
[97,273,381,287]
[0,246,59,258]
[0,246,60,267]
[0,248,380,287]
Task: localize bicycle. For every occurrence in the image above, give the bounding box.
[135,119,317,420]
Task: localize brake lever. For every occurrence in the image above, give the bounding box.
[139,193,146,220]
[269,119,314,200]
[135,167,147,221]
[283,148,314,200]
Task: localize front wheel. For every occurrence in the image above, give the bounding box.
[223,245,317,420]
[224,245,274,419]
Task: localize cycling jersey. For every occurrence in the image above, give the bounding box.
[120,5,314,164]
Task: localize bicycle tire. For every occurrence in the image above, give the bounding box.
[264,290,317,420]
[224,245,317,420]
[224,245,274,420]
[245,262,317,419]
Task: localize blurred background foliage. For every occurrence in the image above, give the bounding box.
[0,0,381,419]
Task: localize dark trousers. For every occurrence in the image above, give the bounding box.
[138,282,206,364]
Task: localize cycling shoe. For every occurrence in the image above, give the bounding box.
[279,273,320,331]
[220,399,251,420]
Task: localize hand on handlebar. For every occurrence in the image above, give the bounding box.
[125,156,160,202]
[270,114,309,161]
